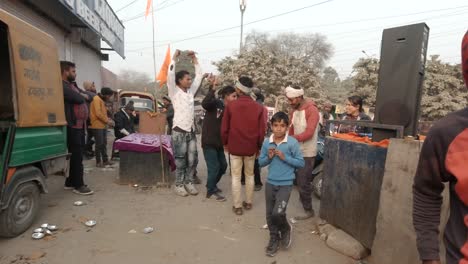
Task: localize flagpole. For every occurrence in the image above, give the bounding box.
[150,0,167,188]
[151,0,157,97]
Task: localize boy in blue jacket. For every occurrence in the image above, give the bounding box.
[259,112,305,257]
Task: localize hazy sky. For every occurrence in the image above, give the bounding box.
[103,0,467,79]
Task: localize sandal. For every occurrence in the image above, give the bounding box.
[242,201,252,210]
[232,207,243,215]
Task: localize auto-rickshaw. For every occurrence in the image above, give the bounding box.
[0,10,68,237]
[118,91,156,112]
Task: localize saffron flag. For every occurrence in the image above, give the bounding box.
[145,0,153,19]
[156,45,171,87]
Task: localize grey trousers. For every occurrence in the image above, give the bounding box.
[265,182,292,239]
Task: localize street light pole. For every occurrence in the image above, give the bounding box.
[239,0,246,54]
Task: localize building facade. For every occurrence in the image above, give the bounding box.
[0,0,124,90]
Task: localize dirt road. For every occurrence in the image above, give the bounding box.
[0,140,351,264]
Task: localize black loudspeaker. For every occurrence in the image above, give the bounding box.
[373,23,429,141]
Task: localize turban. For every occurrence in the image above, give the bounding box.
[285,86,304,98]
[235,81,252,94]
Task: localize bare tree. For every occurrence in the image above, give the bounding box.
[118,69,152,92]
[214,31,333,103]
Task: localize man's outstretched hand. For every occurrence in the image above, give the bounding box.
[173,49,181,60]
[206,74,217,88]
[187,50,198,64]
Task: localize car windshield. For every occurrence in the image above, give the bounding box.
[121,98,154,112]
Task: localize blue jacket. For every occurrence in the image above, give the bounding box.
[258,135,305,186]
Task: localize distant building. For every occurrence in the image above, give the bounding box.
[0,0,125,90]
[101,66,120,90]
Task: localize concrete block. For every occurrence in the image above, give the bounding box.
[326,229,369,260]
[370,139,449,264]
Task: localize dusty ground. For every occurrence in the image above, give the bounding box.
[0,137,352,264]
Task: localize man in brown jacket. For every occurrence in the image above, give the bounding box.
[89,87,115,167]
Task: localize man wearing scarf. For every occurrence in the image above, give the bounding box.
[285,86,320,221]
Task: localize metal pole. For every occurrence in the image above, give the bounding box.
[151,0,167,187]
[240,9,244,53]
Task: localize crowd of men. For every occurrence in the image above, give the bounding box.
[61,61,136,195]
[59,30,468,262]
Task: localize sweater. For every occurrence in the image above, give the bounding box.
[62,80,86,128]
[289,99,320,157]
[413,108,468,263]
[221,95,265,156]
[201,89,224,149]
[114,109,135,139]
[89,95,109,129]
[258,135,304,186]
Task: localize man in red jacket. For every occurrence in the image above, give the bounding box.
[221,76,266,215]
[413,30,468,264]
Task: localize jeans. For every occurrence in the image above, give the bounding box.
[172,130,197,185]
[241,159,262,186]
[203,147,227,195]
[91,129,108,163]
[230,154,256,208]
[66,128,85,188]
[265,183,292,239]
[296,157,315,212]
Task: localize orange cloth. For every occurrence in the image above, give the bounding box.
[145,0,153,19]
[157,45,171,86]
[333,133,390,148]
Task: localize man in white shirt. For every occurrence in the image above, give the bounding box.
[167,50,203,197]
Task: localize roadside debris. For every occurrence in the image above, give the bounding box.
[32,232,45,240]
[74,201,85,206]
[31,223,59,240]
[142,227,154,234]
[128,229,137,234]
[85,220,97,227]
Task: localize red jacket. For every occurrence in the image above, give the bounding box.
[221,95,265,156]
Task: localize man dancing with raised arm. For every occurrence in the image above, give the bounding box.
[167,50,204,197]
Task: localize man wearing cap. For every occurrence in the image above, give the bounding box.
[221,76,266,215]
[161,96,174,135]
[89,87,115,168]
[285,86,320,221]
[114,102,136,140]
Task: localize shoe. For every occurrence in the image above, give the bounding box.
[242,201,252,210]
[73,186,94,195]
[206,192,226,202]
[96,162,104,168]
[232,207,243,215]
[64,185,74,190]
[293,210,315,221]
[215,187,223,193]
[193,175,202,184]
[184,183,199,195]
[254,185,263,191]
[103,161,115,167]
[174,185,189,197]
[280,220,293,249]
[266,237,280,257]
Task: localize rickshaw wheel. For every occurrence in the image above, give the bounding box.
[0,182,40,238]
